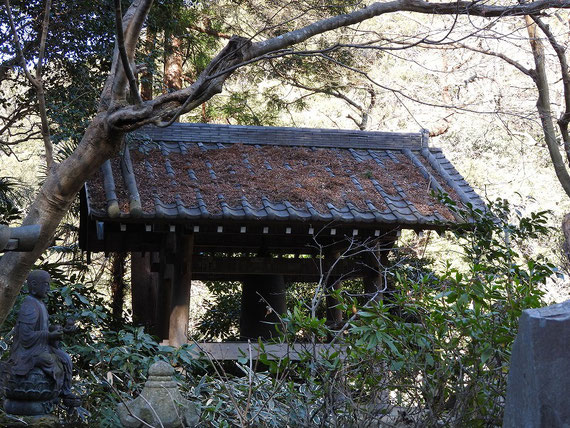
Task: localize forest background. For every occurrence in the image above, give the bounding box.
[1,0,570,426]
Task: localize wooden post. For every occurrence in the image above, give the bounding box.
[158,267,172,342]
[325,251,343,327]
[131,252,160,337]
[363,238,396,303]
[168,234,194,347]
[157,233,176,342]
[240,275,286,340]
[363,248,384,302]
[110,252,127,327]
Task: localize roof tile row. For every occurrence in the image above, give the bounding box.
[85,123,484,227]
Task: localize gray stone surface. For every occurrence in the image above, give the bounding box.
[0,413,59,427]
[503,300,570,428]
[117,360,200,427]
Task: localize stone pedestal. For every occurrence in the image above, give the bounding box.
[3,367,59,416]
[117,360,199,427]
[503,300,570,427]
[0,413,59,427]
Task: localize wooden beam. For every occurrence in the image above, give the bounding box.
[157,233,176,342]
[83,218,404,254]
[192,256,361,277]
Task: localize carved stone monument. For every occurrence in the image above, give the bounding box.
[118,360,200,427]
[1,270,80,416]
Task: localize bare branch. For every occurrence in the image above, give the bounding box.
[445,42,534,77]
[3,0,54,170]
[36,0,54,169]
[3,0,37,86]
[35,0,52,80]
[252,0,570,58]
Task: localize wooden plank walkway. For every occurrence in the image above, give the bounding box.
[189,342,346,361]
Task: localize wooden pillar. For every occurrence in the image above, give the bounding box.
[148,232,194,346]
[131,252,160,337]
[240,275,286,340]
[325,251,343,327]
[363,238,396,302]
[157,264,172,342]
[363,249,384,302]
[168,234,193,347]
[110,252,127,327]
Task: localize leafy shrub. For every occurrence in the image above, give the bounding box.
[286,199,554,426]
[0,199,557,427]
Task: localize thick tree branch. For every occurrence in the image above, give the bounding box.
[114,0,143,105]
[525,15,570,198]
[100,0,154,109]
[252,0,570,57]
[108,0,570,131]
[532,16,570,163]
[109,36,254,128]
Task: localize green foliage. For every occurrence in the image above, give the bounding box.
[0,199,556,426]
[0,271,204,425]
[186,199,554,427]
[196,281,242,341]
[224,199,552,426]
[0,177,23,225]
[340,199,553,425]
[0,0,115,153]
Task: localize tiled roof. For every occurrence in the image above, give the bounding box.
[84,123,484,227]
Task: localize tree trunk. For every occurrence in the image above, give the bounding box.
[0,114,121,325]
[140,30,155,101]
[526,16,570,198]
[1,0,565,329]
[562,213,570,263]
[164,34,183,93]
[240,275,287,340]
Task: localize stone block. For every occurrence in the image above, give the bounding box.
[503,300,570,427]
[118,360,200,427]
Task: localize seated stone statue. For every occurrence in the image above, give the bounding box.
[2,269,79,416]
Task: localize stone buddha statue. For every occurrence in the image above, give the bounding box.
[2,269,79,416]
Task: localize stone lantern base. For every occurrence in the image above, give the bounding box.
[118,360,200,427]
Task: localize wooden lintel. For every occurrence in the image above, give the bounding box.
[83,218,405,255]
